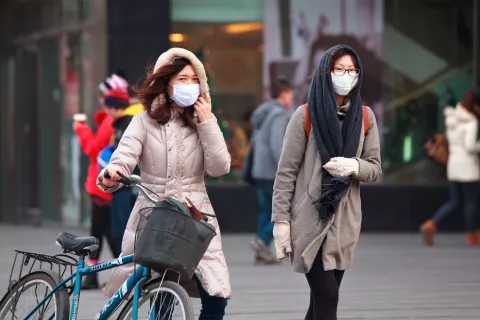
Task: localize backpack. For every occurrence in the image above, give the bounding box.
[424,133,449,166]
[302,104,370,139]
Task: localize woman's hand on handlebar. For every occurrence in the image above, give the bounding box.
[102,164,126,187]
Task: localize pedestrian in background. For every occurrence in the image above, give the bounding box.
[101,88,144,255]
[272,44,381,319]
[421,87,480,246]
[249,77,294,265]
[71,75,125,289]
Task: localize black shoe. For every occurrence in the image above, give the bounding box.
[81,274,100,290]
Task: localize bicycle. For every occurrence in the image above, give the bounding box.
[0,172,215,320]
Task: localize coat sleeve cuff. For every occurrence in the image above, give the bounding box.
[351,157,382,182]
[272,213,291,222]
[352,157,363,179]
[196,115,216,128]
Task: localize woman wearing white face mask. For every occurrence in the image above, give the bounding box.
[272,45,381,319]
[97,48,231,319]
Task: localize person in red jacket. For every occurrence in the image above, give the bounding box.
[73,110,119,289]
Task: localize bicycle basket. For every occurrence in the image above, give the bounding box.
[134,199,216,280]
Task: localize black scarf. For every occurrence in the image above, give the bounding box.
[307,44,363,220]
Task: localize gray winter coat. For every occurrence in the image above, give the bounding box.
[251,100,290,180]
[272,106,381,273]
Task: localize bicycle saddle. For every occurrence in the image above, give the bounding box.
[56,232,99,255]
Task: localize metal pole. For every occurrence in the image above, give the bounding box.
[278,0,291,57]
[474,0,480,87]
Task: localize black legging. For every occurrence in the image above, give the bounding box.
[90,199,120,260]
[305,250,345,320]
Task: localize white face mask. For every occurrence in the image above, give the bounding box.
[169,83,200,108]
[331,72,358,96]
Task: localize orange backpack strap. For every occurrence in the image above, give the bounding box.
[303,104,369,140]
[362,105,370,137]
[303,104,311,139]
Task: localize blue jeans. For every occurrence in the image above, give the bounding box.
[433,182,480,232]
[255,179,275,245]
[111,187,137,255]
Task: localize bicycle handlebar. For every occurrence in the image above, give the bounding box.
[104,170,158,203]
[103,170,214,221]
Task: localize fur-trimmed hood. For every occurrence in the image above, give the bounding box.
[153,47,209,96]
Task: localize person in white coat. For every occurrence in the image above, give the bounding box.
[421,88,480,246]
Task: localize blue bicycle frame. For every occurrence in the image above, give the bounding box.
[24,254,151,320]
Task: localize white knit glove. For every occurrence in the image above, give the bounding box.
[273,221,292,260]
[323,157,359,177]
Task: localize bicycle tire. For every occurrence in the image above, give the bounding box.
[117,280,194,320]
[0,270,70,320]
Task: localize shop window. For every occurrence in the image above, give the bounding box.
[170,21,263,180]
[382,0,475,184]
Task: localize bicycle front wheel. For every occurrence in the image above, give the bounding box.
[117,280,194,320]
[0,270,69,320]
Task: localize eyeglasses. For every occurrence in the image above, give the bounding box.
[333,68,360,76]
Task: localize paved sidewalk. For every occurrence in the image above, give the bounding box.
[0,225,479,319]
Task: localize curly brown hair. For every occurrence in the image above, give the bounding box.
[134,58,196,128]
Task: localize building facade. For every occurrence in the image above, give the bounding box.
[0,0,171,225]
[1,0,479,228]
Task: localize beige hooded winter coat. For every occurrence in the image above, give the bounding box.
[97,48,232,299]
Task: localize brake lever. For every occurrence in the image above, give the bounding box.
[103,170,131,185]
[116,171,132,185]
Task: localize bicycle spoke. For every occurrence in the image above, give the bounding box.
[122,282,191,320]
[1,278,58,320]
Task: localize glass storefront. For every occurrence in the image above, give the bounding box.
[0,0,104,225]
[171,0,479,185]
[171,0,264,179]
[1,0,479,223]
[382,0,475,184]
